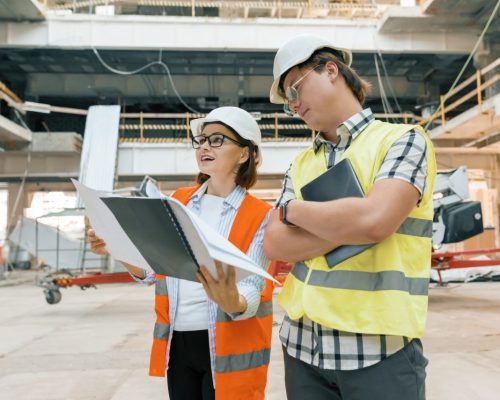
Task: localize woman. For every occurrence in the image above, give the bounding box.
[88,106,273,400]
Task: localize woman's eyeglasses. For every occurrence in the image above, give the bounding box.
[191,133,245,149]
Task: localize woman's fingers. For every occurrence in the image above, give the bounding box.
[200,265,217,285]
[215,261,225,283]
[87,229,108,255]
[226,265,236,285]
[197,267,214,300]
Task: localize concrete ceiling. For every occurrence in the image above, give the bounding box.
[380,0,500,46]
[0,48,473,108]
[0,0,45,21]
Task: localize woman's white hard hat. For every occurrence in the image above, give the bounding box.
[190,106,262,146]
[270,34,352,104]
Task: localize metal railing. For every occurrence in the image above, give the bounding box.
[117,111,424,143]
[420,57,500,129]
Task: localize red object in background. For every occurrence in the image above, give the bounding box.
[269,260,293,286]
[432,247,500,285]
[52,271,136,288]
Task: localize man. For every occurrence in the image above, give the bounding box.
[264,34,436,400]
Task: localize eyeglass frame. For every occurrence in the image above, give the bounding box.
[282,63,324,116]
[191,133,245,149]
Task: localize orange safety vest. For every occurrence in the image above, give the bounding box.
[149,186,273,400]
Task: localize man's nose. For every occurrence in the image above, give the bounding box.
[288,98,300,114]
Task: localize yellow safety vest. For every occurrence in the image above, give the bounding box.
[278,120,436,338]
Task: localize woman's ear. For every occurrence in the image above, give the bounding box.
[239,148,250,164]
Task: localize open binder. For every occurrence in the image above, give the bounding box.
[300,158,374,267]
[73,180,276,283]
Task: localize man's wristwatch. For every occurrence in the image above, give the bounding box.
[279,199,297,227]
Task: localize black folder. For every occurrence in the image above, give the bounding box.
[300,158,374,267]
[101,197,200,281]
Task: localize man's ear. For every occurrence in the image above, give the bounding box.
[325,61,339,81]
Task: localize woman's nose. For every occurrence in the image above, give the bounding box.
[199,139,211,149]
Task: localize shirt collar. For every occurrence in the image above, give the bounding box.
[313,108,375,153]
[189,179,246,211]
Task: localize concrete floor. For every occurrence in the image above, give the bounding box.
[1,278,500,400]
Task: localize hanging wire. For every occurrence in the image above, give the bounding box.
[376,51,404,115]
[92,47,201,113]
[374,54,398,123]
[424,0,500,130]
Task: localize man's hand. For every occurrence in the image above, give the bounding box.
[87,228,109,256]
[197,261,247,314]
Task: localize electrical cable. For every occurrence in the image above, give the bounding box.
[374,54,398,123]
[92,47,201,113]
[376,50,404,115]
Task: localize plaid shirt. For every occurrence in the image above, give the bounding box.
[276,108,428,370]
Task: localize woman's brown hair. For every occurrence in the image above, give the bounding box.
[195,121,259,189]
[279,48,371,105]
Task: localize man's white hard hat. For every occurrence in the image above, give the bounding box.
[270,34,352,104]
[190,106,262,146]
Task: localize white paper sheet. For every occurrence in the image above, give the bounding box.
[167,198,277,283]
[72,179,153,272]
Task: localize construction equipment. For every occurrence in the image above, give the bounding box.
[432,166,484,247]
[430,166,500,285]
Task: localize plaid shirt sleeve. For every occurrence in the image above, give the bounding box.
[129,268,156,285]
[275,164,296,208]
[374,129,428,199]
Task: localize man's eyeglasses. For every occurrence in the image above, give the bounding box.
[283,64,323,116]
[191,133,245,149]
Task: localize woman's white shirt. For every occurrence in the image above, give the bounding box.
[174,194,225,331]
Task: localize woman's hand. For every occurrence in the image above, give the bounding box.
[87,228,145,279]
[197,261,247,314]
[87,228,109,255]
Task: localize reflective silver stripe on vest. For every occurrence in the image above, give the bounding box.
[291,262,309,282]
[397,217,432,238]
[215,348,271,373]
[155,279,168,295]
[153,322,170,340]
[292,262,428,295]
[216,300,273,323]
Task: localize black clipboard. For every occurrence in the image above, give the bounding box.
[101,197,200,281]
[300,158,374,267]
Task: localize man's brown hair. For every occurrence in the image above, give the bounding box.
[279,48,371,105]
